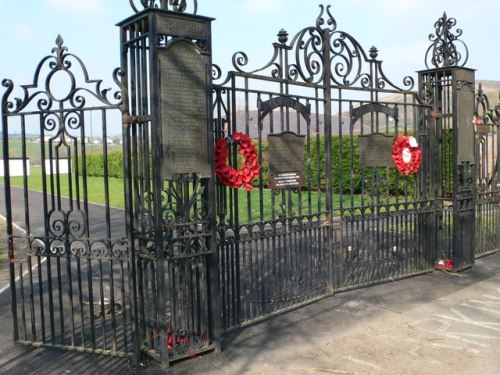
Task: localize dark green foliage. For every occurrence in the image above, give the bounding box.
[106,151,125,178]
[75,150,124,178]
[78,135,416,196]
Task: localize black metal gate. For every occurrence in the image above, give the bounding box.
[475,84,500,257]
[212,5,437,332]
[1,36,137,358]
[1,1,499,370]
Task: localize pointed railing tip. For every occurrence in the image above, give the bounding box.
[56,35,63,47]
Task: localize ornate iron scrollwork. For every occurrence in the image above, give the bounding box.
[425,12,469,69]
[475,83,500,125]
[229,5,414,92]
[129,0,197,14]
[2,35,125,114]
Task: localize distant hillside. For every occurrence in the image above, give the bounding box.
[231,80,500,137]
[379,80,500,107]
[476,80,500,102]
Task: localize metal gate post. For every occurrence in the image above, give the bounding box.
[1,95,19,343]
[321,24,335,294]
[418,13,476,271]
[118,2,219,367]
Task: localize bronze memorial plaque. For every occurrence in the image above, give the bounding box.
[268,131,305,188]
[358,133,394,168]
[159,40,211,179]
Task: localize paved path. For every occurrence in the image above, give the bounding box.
[0,253,498,374]
[0,184,126,294]
[0,184,126,239]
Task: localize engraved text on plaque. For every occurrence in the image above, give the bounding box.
[268,131,305,188]
[159,40,210,179]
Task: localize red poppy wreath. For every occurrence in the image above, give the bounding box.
[214,132,260,191]
[392,135,422,175]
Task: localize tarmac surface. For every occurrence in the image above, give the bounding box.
[0,252,498,374]
[0,184,499,374]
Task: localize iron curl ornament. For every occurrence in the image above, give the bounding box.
[425,12,468,69]
[129,0,197,14]
[392,135,422,176]
[214,132,260,191]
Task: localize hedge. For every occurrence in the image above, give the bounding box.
[75,150,124,178]
[76,135,416,195]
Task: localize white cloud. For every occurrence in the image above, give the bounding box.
[44,0,107,15]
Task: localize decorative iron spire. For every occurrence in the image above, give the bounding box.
[129,0,198,14]
[425,12,469,69]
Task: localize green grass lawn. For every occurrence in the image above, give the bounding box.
[5,167,358,220]
[5,167,402,222]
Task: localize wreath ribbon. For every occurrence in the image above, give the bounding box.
[214,131,260,191]
[392,135,422,175]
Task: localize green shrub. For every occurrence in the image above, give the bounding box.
[76,135,418,197]
[75,150,124,178]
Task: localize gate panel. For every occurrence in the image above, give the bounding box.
[334,96,434,290]
[474,85,500,256]
[1,37,136,357]
[213,5,433,331]
[213,80,332,330]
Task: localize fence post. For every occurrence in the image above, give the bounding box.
[418,13,476,271]
[118,2,219,368]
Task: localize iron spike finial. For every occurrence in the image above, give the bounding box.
[277,29,289,44]
[424,12,469,69]
[316,4,337,31]
[369,46,379,60]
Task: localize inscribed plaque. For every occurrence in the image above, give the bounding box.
[159,40,210,179]
[455,69,475,163]
[156,16,209,40]
[358,133,394,168]
[475,124,492,133]
[268,132,305,174]
[269,172,305,189]
[268,131,305,188]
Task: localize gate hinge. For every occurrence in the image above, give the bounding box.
[122,114,152,125]
[428,111,442,120]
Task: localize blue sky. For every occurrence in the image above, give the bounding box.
[0,0,498,99]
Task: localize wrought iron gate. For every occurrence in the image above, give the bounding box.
[212,5,437,331]
[1,1,499,369]
[475,84,500,257]
[1,36,137,358]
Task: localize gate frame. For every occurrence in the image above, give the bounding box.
[1,35,139,359]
